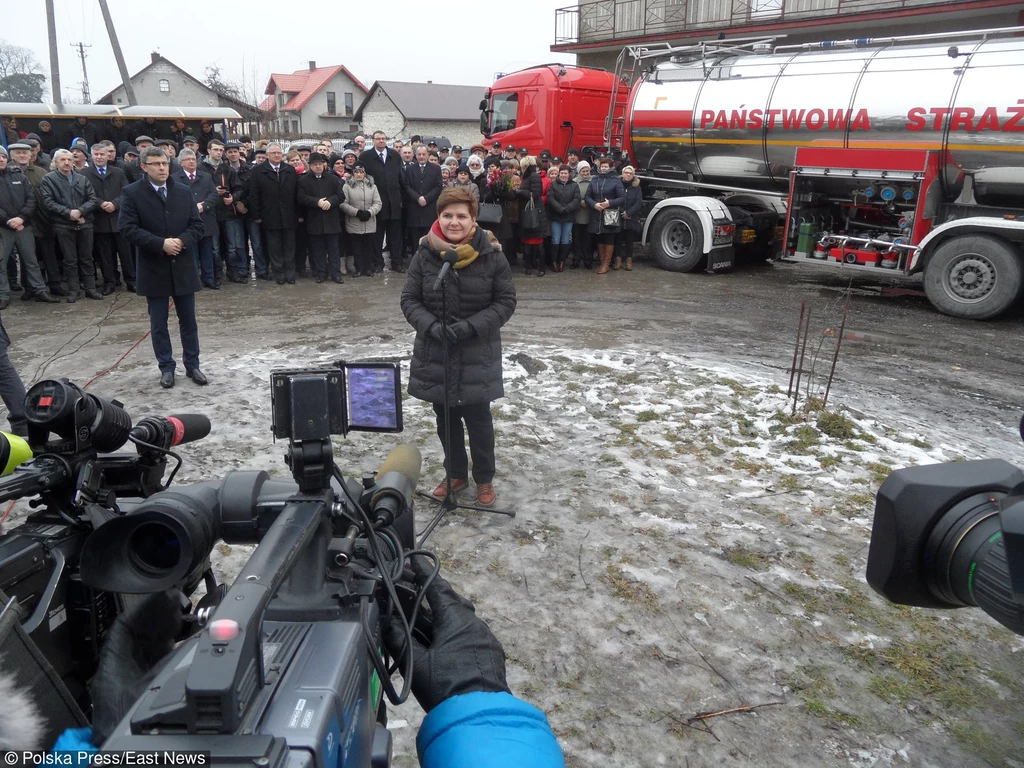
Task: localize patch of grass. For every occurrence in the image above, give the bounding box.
[732,458,769,476]
[618,371,641,384]
[736,416,760,438]
[599,453,622,466]
[785,425,821,454]
[778,475,803,492]
[868,674,915,706]
[848,492,875,507]
[818,453,842,470]
[783,582,826,613]
[866,462,893,484]
[719,377,755,396]
[636,409,658,423]
[570,469,587,478]
[910,437,933,450]
[832,553,851,568]
[603,565,659,609]
[949,721,1024,766]
[804,698,861,728]
[817,411,857,439]
[565,382,583,393]
[721,437,741,448]
[722,545,772,571]
[668,553,689,566]
[569,362,614,375]
[856,640,982,711]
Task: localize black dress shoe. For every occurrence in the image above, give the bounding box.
[213,280,222,289]
[84,289,104,300]
[276,279,286,285]
[315,276,325,284]
[125,283,136,293]
[332,276,344,284]
[9,283,22,293]
[232,276,246,284]
[102,284,115,296]
[0,299,9,310]
[286,278,296,284]
[35,292,60,304]
[204,282,220,290]
[65,294,78,303]
[20,291,34,301]
[393,266,405,273]
[49,285,68,296]
[160,371,175,389]
[257,273,271,281]
[186,368,208,385]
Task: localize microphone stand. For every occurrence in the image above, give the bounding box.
[416,263,514,546]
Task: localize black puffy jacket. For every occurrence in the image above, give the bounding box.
[0,164,36,228]
[546,178,581,223]
[401,227,517,406]
[621,176,643,232]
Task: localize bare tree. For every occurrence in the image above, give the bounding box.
[204,64,243,100]
[0,39,46,102]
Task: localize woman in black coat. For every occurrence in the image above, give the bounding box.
[515,156,548,275]
[400,186,517,507]
[615,165,643,271]
[585,156,627,274]
[546,165,581,272]
[296,152,345,283]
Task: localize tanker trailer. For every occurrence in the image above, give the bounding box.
[630,31,1024,320]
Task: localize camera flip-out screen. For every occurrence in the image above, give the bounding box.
[270,363,403,440]
[344,363,403,433]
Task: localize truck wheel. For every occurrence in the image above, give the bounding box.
[649,209,705,272]
[923,236,1023,320]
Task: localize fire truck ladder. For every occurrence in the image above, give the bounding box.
[604,37,784,152]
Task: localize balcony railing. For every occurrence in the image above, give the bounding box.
[555,0,972,45]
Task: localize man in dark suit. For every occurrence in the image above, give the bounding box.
[403,145,444,247]
[119,146,206,389]
[174,149,220,290]
[248,142,299,284]
[358,130,406,272]
[79,143,134,294]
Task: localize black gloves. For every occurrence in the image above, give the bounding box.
[385,557,510,713]
[90,591,186,744]
[446,320,475,344]
[428,322,445,342]
[356,209,371,221]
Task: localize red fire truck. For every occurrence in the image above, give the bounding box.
[481,29,1024,320]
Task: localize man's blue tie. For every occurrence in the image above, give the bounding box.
[159,187,167,200]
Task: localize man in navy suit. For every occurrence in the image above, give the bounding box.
[119,146,206,389]
[173,148,220,290]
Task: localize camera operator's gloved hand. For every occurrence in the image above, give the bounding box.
[357,209,371,222]
[428,322,446,343]
[445,320,475,345]
[90,591,185,745]
[385,556,510,713]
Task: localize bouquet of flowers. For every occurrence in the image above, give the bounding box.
[487,165,519,195]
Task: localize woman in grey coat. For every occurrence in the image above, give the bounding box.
[340,164,382,276]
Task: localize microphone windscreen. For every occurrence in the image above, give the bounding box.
[376,443,422,488]
[444,250,459,264]
[166,414,212,445]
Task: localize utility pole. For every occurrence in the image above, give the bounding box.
[72,42,92,103]
[44,0,62,105]
[98,0,136,105]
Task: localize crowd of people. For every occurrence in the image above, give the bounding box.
[0,120,642,312]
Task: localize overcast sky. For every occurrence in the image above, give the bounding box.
[18,0,576,105]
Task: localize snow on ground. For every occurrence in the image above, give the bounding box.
[6,338,1022,767]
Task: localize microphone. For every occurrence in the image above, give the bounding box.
[130,414,211,450]
[371,444,422,528]
[0,432,33,477]
[432,250,459,291]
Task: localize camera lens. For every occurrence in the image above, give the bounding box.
[925,491,1024,635]
[128,521,182,576]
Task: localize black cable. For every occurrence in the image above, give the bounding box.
[335,464,414,705]
[127,435,182,489]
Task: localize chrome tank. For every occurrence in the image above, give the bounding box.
[628,38,1024,198]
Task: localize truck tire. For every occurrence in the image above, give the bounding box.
[649,208,705,272]
[923,235,1023,320]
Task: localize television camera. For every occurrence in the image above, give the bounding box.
[1,363,434,767]
[867,415,1024,636]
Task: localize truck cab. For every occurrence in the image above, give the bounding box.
[480,65,624,158]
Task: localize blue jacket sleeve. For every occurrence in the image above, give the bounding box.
[417,692,565,768]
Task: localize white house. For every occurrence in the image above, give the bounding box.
[355,81,487,147]
[260,62,368,136]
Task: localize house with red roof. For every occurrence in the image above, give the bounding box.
[261,61,368,136]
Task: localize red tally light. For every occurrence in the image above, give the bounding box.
[209,619,240,642]
[38,396,53,407]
